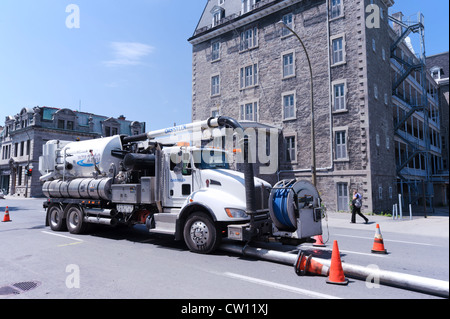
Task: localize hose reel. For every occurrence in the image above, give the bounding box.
[269,179,320,232]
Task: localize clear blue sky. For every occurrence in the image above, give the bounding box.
[0,0,448,131]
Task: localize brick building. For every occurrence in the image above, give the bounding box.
[188,0,446,213]
[0,106,145,198]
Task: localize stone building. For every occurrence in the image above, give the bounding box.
[426,51,449,206]
[0,106,145,198]
[188,0,445,213]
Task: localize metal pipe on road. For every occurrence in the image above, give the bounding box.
[219,243,449,298]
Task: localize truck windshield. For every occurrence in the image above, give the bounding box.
[193,150,230,170]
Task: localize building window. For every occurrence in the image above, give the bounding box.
[242,0,258,14]
[282,92,296,120]
[337,182,349,211]
[20,141,24,157]
[281,13,293,37]
[430,67,441,80]
[332,81,346,112]
[240,63,258,89]
[212,7,225,27]
[284,135,296,162]
[212,109,220,118]
[372,38,376,52]
[240,27,258,51]
[282,51,295,78]
[331,35,345,65]
[374,84,378,99]
[58,119,65,129]
[67,121,74,130]
[378,186,383,200]
[330,0,342,19]
[335,131,347,160]
[211,75,220,96]
[240,101,258,122]
[382,47,386,61]
[212,41,220,61]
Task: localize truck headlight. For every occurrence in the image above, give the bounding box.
[225,208,248,218]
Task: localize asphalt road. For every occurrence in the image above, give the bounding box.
[0,198,448,303]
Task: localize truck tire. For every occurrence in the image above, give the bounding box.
[183,212,221,254]
[66,205,88,234]
[48,204,67,232]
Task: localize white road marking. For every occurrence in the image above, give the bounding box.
[41,231,84,242]
[221,272,342,299]
[334,234,438,246]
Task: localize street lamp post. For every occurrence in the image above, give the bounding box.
[277,21,316,186]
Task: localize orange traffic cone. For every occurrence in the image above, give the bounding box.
[2,206,12,222]
[326,240,349,285]
[371,224,387,254]
[295,251,329,276]
[313,235,326,247]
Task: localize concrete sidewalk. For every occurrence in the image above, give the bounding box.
[324,208,449,239]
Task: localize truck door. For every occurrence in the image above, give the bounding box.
[165,151,193,207]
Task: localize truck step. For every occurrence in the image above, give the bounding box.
[148,213,178,236]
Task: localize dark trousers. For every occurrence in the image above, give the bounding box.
[351,206,368,223]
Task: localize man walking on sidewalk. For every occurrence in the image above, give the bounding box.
[351,190,369,224]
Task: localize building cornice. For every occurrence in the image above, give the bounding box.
[188,0,302,45]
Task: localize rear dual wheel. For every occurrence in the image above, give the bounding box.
[48,204,67,231]
[66,205,89,234]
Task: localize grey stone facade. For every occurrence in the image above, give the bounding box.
[189,0,446,213]
[0,106,146,198]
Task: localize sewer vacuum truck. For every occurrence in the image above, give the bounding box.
[39,116,322,253]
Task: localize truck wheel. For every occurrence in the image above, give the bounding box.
[66,206,88,234]
[48,205,67,232]
[183,212,221,254]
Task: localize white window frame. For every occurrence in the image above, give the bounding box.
[240,26,258,52]
[283,132,297,163]
[330,33,346,66]
[333,126,349,161]
[282,91,296,121]
[281,13,293,37]
[330,0,343,19]
[281,50,295,79]
[332,79,347,112]
[211,41,221,62]
[239,100,258,122]
[211,74,220,96]
[239,63,258,90]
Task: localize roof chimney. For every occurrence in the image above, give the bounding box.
[391,12,404,36]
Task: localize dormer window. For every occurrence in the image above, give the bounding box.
[211,6,225,27]
[242,0,260,14]
[430,66,442,80]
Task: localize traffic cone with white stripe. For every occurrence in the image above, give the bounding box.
[371,224,387,254]
[326,240,349,285]
[313,235,326,247]
[295,251,329,277]
[2,206,11,222]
